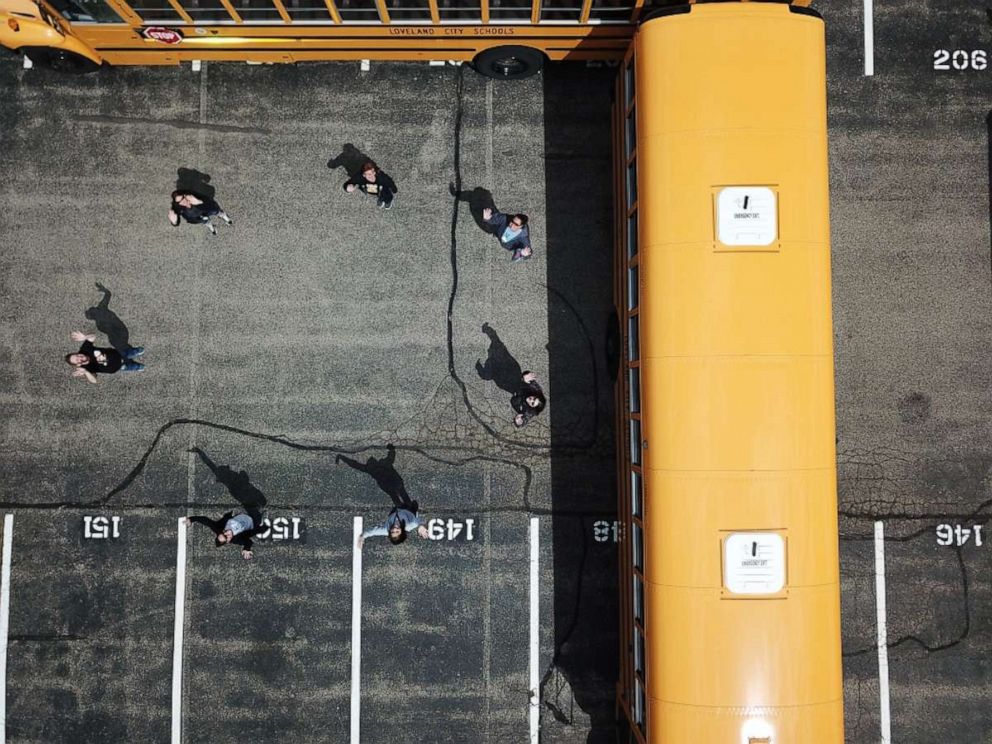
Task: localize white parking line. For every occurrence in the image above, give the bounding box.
[529,517,539,744]
[351,517,363,744]
[864,0,875,76]
[0,515,13,744]
[171,517,188,744]
[874,521,891,743]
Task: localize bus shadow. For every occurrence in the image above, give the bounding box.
[543,62,620,743]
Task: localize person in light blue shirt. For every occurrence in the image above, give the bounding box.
[184,510,262,560]
[357,506,429,549]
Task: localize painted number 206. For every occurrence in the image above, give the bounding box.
[933,50,988,71]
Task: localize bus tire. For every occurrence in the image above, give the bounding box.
[472,46,544,80]
[22,47,101,73]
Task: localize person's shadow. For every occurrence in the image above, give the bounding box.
[84,283,135,354]
[175,168,215,199]
[450,182,497,234]
[327,143,374,181]
[336,444,416,511]
[476,323,523,395]
[191,447,267,523]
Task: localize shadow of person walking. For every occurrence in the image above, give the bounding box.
[475,322,523,394]
[336,443,416,511]
[449,182,497,233]
[175,167,215,200]
[191,447,268,522]
[84,283,135,355]
[327,143,375,181]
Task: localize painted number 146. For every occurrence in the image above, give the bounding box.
[935,524,983,547]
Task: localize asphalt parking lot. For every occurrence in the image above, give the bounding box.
[826,0,992,741]
[0,56,617,743]
[0,0,990,742]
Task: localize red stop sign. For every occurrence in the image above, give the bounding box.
[140,27,184,44]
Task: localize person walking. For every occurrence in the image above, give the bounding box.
[511,371,546,427]
[482,206,533,262]
[65,330,144,383]
[168,190,233,235]
[343,160,398,210]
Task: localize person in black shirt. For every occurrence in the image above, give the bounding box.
[65,330,144,383]
[343,161,397,210]
[168,190,233,235]
[511,371,546,427]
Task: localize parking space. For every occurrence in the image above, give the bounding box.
[5,512,174,742]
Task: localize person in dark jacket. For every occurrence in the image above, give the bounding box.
[511,371,546,427]
[343,161,397,209]
[482,207,533,262]
[168,190,233,235]
[65,330,144,383]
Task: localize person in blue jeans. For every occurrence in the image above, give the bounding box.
[66,329,144,383]
[168,190,233,235]
[482,206,533,262]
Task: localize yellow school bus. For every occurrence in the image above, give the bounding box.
[612,2,844,742]
[0,0,810,77]
[1,0,648,75]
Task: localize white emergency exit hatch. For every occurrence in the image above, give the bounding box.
[723,531,786,595]
[716,186,777,246]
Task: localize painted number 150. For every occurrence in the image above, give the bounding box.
[933,50,988,71]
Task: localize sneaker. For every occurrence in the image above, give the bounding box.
[130,346,145,357]
[383,201,393,210]
[220,213,233,226]
[511,249,524,262]
[206,223,217,235]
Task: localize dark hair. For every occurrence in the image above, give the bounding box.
[513,214,529,226]
[65,352,87,366]
[525,391,546,414]
[388,519,408,544]
[360,161,379,175]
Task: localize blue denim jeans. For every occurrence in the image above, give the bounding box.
[121,347,144,372]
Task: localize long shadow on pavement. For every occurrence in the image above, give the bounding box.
[543,62,619,743]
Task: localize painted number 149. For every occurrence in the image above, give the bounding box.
[935,524,983,547]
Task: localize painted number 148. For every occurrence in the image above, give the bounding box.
[935,524,983,547]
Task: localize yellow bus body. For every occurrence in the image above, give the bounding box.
[616,3,844,741]
[0,0,103,64]
[0,0,809,68]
